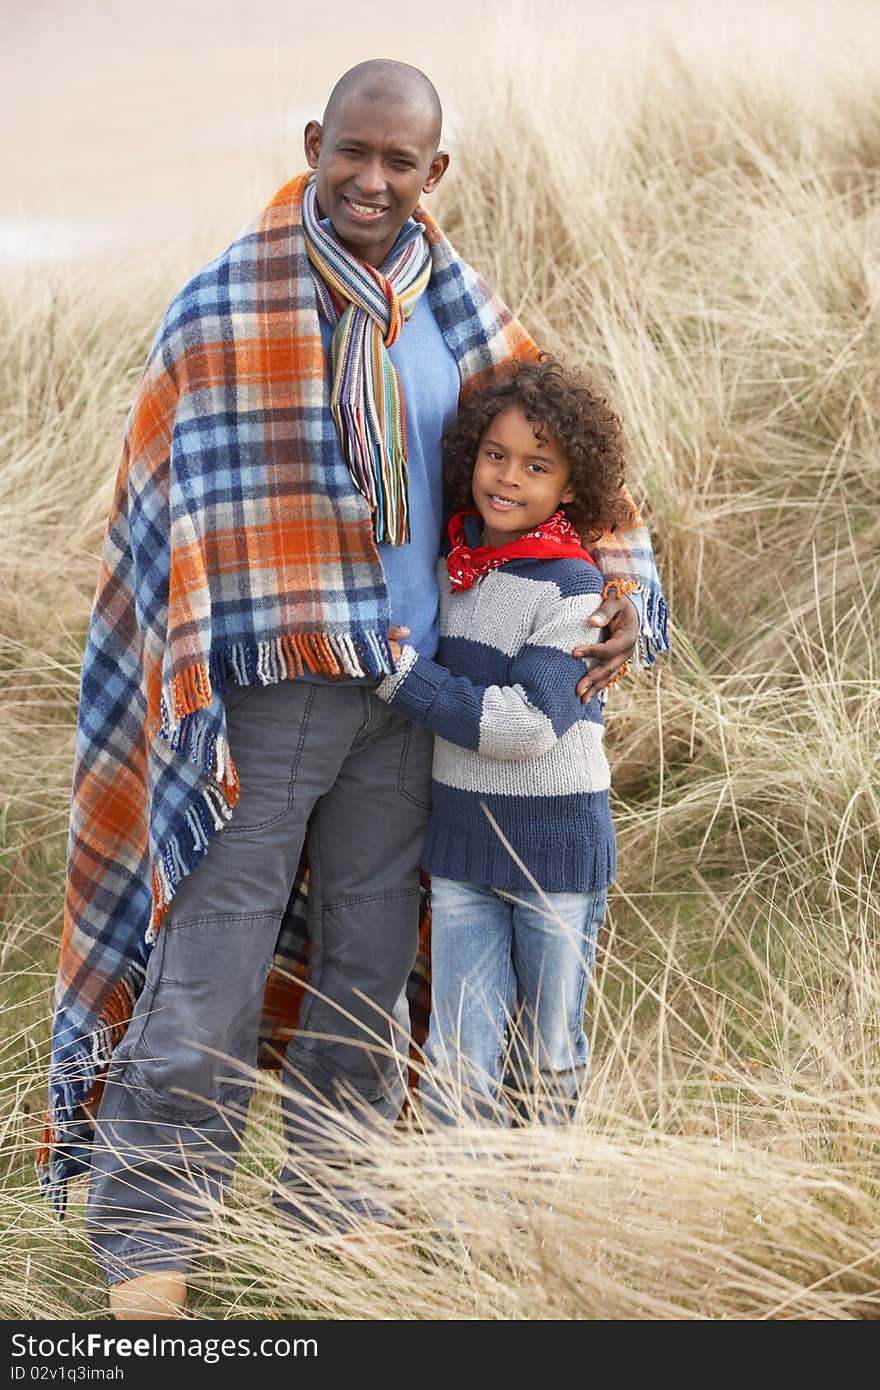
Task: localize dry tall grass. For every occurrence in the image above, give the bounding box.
[1,43,879,1319]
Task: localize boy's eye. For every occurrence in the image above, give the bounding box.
[486,449,505,460]
[526,463,547,473]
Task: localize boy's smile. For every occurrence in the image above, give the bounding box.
[472,406,575,547]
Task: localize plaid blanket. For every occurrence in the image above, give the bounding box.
[39,172,668,1208]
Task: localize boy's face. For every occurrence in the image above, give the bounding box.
[472,405,575,548]
[304,91,449,268]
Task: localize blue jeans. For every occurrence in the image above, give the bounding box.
[419,876,607,1126]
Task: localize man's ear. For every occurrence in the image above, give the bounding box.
[304,120,322,170]
[422,149,450,195]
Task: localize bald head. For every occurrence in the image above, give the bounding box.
[304,60,449,268]
[323,59,443,151]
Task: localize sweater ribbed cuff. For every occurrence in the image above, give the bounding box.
[374,644,447,719]
[375,644,419,703]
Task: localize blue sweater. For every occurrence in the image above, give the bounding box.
[376,540,617,894]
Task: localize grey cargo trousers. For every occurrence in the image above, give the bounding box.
[85,679,433,1283]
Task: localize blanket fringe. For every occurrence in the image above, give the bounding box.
[149,781,236,938]
[41,628,400,1210]
[160,629,396,726]
[601,577,641,602]
[36,962,145,1215]
[600,579,669,670]
[150,629,397,939]
[638,589,670,667]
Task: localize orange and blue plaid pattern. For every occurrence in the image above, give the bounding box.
[38,172,537,1206]
[40,172,667,1208]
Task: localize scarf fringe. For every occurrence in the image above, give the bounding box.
[333,402,411,546]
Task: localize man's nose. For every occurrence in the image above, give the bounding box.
[353,157,387,198]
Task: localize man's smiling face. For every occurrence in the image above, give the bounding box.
[304,90,449,268]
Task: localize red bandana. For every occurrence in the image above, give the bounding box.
[446,509,599,592]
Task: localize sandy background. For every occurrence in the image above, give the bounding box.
[2,0,878,261]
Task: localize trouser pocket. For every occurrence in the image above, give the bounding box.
[125,911,282,1122]
[396,719,433,810]
[223,680,318,832]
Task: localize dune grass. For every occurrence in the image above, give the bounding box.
[1,41,879,1319]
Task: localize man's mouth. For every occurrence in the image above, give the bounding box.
[342,196,388,221]
[487,494,525,511]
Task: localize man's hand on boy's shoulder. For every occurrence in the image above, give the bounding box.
[572,593,639,702]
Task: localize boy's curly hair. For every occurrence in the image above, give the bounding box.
[443,356,630,540]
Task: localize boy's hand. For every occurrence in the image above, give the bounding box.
[572,594,639,702]
[387,625,410,665]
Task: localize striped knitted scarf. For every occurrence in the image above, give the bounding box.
[302,181,432,545]
[39,171,668,1208]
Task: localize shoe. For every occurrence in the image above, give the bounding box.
[108,1271,187,1320]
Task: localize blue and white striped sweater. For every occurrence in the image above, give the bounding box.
[376,551,617,893]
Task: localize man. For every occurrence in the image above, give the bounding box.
[41,59,667,1318]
